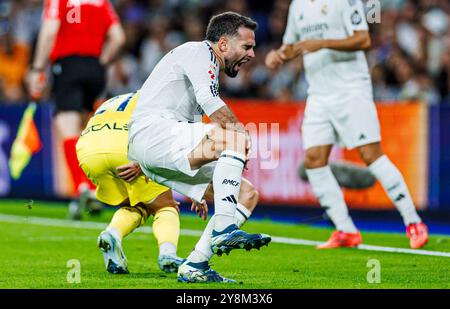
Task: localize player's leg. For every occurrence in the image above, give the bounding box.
[357,142,428,248]
[56,111,88,219]
[188,126,270,254]
[304,145,361,248]
[99,191,182,275]
[118,167,185,273]
[189,126,247,232]
[56,111,83,186]
[143,190,185,273]
[61,58,105,219]
[77,62,108,215]
[304,145,357,232]
[187,178,259,262]
[302,100,360,248]
[63,116,100,220]
[104,202,146,241]
[76,150,139,274]
[98,201,149,274]
[54,78,96,220]
[98,202,136,275]
[178,178,262,283]
[129,121,270,256]
[104,199,183,274]
[338,87,427,249]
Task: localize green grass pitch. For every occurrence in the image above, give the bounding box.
[0,199,449,289]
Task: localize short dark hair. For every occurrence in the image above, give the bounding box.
[205,11,258,43]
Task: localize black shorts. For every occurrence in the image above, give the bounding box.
[52,56,106,113]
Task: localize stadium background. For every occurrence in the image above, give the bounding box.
[0,0,449,215]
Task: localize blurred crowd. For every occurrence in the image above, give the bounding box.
[0,0,449,105]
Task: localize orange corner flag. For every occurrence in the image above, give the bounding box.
[9,103,43,180]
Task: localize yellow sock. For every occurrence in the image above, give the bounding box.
[152,206,180,250]
[107,206,147,240]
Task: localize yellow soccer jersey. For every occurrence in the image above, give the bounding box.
[77,92,138,157]
[76,92,169,206]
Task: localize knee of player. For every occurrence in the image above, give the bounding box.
[360,152,375,166]
[358,145,384,166]
[151,203,179,215]
[304,150,328,169]
[120,204,151,227]
[222,130,247,155]
[140,204,156,217]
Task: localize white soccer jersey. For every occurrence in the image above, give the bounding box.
[130,41,226,135]
[283,0,371,97]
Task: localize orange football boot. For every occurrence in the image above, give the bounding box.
[317,230,362,249]
[407,222,428,249]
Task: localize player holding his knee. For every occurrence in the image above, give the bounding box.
[128,12,271,282]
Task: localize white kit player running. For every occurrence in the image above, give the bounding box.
[265,0,428,249]
[128,12,271,283]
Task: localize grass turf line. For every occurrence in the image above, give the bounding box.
[0,200,449,288]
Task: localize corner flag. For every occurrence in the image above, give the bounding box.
[9,103,43,180]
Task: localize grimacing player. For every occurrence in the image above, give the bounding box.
[128,12,271,283]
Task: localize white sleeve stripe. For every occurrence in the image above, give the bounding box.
[204,42,218,67]
[209,84,219,97]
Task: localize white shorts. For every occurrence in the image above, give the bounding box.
[128,117,216,202]
[302,90,381,150]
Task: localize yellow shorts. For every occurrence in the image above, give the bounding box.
[77,146,169,207]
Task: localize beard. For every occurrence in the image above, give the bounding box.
[224,56,247,78]
[224,58,239,78]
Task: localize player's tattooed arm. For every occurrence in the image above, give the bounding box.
[209,105,246,133]
[209,105,252,161]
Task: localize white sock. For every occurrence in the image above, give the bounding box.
[106,227,122,242]
[369,155,421,226]
[159,242,176,256]
[189,203,252,262]
[187,249,209,263]
[212,150,246,232]
[235,202,251,227]
[306,166,358,233]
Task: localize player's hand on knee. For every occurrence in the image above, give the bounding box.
[191,199,208,221]
[116,162,142,182]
